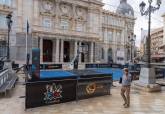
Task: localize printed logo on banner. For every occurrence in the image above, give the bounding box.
[44,83,62,104]
[86,83,96,94]
[86,83,104,95]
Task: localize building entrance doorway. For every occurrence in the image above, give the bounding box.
[81,53,85,62]
[43,39,53,62]
[64,41,70,62]
[108,48,113,63]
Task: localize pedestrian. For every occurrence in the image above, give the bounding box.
[121,68,132,108]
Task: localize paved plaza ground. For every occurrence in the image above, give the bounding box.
[0,73,165,114]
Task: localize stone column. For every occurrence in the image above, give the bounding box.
[94,43,99,62]
[130,43,132,62]
[93,42,95,62]
[33,0,39,25]
[55,39,60,63]
[60,39,64,63]
[133,41,135,60]
[52,40,56,62]
[121,30,127,63]
[113,29,116,62]
[40,38,43,63]
[90,42,94,63]
[72,4,76,30]
[74,41,78,57]
[79,42,82,63]
[105,28,108,42]
[121,30,125,46]
[104,48,108,63]
[17,0,23,31]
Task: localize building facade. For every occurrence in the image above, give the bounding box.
[140,28,148,60]
[162,13,165,46]
[0,0,135,64]
[0,0,12,42]
[101,10,135,64]
[0,0,12,57]
[161,13,165,60]
[150,27,165,62]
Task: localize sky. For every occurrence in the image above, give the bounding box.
[102,0,165,47]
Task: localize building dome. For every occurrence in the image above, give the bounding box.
[116,0,134,17]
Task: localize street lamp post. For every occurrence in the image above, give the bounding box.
[132,35,136,62]
[134,0,162,92]
[139,0,161,67]
[128,33,136,63]
[6,13,12,61]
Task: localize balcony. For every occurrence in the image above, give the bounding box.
[151,48,165,59]
[32,25,100,41]
[0,4,12,13]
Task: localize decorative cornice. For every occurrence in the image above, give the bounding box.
[87,0,104,6]
[102,24,124,30]
[31,29,100,42]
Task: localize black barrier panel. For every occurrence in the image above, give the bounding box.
[85,64,99,68]
[129,71,140,75]
[111,64,122,68]
[32,48,40,80]
[98,64,111,68]
[26,79,77,108]
[77,77,112,100]
[127,65,165,79]
[155,68,165,78]
[85,64,112,68]
[69,70,112,79]
[123,64,129,68]
[134,64,141,71]
[27,64,62,71]
[40,64,62,70]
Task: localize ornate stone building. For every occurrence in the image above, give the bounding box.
[101,0,135,64]
[1,0,135,64]
[150,27,164,61]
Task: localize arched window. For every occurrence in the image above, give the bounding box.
[108,48,113,62]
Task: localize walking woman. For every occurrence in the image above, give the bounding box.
[121,68,132,108]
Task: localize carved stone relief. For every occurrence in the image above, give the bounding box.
[59,3,72,18]
[40,0,55,15]
[43,1,53,11]
[75,6,87,21]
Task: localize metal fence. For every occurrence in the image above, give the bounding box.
[0,45,7,58]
